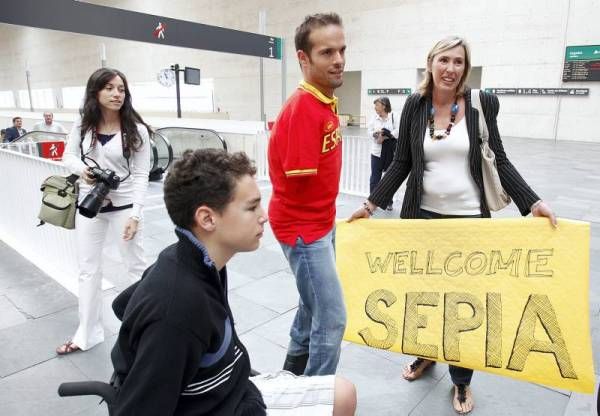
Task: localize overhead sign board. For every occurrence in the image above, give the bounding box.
[367,88,412,95]
[0,0,282,59]
[563,45,600,82]
[485,88,589,96]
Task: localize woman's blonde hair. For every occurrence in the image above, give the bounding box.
[417,36,472,97]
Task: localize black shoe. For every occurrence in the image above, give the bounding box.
[282,353,309,375]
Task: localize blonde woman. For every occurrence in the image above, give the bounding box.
[350,36,556,414]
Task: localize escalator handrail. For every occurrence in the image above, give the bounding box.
[155,126,227,152]
[152,131,174,171]
[9,130,67,143]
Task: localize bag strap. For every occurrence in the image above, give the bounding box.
[470,89,489,144]
[79,127,132,182]
[79,127,130,161]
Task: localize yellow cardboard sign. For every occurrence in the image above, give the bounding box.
[336,218,594,393]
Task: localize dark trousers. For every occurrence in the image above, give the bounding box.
[418,208,482,386]
[370,154,384,194]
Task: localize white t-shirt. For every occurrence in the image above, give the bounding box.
[32,122,66,134]
[367,111,399,157]
[420,118,480,215]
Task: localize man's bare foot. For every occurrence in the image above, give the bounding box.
[453,384,474,414]
[402,358,435,381]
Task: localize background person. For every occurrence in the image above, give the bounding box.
[4,116,27,142]
[367,96,399,210]
[110,149,357,416]
[56,67,151,355]
[268,12,347,377]
[349,36,556,414]
[32,111,66,133]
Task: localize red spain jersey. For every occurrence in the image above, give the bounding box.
[268,81,342,246]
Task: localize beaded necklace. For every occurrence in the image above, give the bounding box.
[428,101,459,140]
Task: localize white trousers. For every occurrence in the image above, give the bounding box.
[72,208,145,350]
[251,371,335,415]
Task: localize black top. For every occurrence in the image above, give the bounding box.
[369,89,539,218]
[111,228,265,416]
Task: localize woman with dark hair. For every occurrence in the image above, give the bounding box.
[57,68,151,355]
[349,36,556,413]
[367,97,399,210]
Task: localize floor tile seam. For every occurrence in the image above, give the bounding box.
[0,355,72,379]
[31,303,78,320]
[407,372,450,415]
[2,293,36,320]
[63,356,105,382]
[359,343,412,366]
[233,266,290,281]
[231,291,293,315]
[236,267,293,283]
[533,382,572,397]
[240,331,283,349]
[236,308,297,336]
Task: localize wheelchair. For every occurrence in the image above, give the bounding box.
[58,368,260,415]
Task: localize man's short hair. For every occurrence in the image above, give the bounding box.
[12,117,21,123]
[164,149,257,229]
[295,13,343,56]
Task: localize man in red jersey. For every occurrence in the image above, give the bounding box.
[268,13,346,376]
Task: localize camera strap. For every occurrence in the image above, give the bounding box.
[79,127,132,182]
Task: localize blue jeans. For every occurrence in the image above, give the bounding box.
[279,228,347,376]
[370,154,384,194]
[419,209,481,385]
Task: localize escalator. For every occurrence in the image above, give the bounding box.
[3,127,227,182]
[155,126,227,159]
[0,130,67,157]
[149,127,228,181]
[4,130,174,182]
[148,131,173,181]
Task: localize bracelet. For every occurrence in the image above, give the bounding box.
[530,200,543,211]
[363,202,374,216]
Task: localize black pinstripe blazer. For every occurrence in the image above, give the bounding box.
[369,89,539,218]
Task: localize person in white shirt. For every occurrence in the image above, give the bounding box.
[57,68,151,355]
[367,96,399,210]
[32,112,66,134]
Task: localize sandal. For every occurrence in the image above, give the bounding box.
[402,357,435,381]
[453,384,474,414]
[56,340,81,355]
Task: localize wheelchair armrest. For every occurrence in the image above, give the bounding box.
[58,381,117,404]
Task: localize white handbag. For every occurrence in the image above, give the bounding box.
[471,89,511,211]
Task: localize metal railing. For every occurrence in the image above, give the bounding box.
[252,134,384,197]
[1,130,174,182]
[153,127,275,180]
[0,129,379,299]
[0,131,67,157]
[0,128,264,297]
[0,149,81,295]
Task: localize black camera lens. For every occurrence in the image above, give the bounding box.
[78,167,120,218]
[79,182,111,218]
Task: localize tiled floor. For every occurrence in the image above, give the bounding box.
[0,137,598,415]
